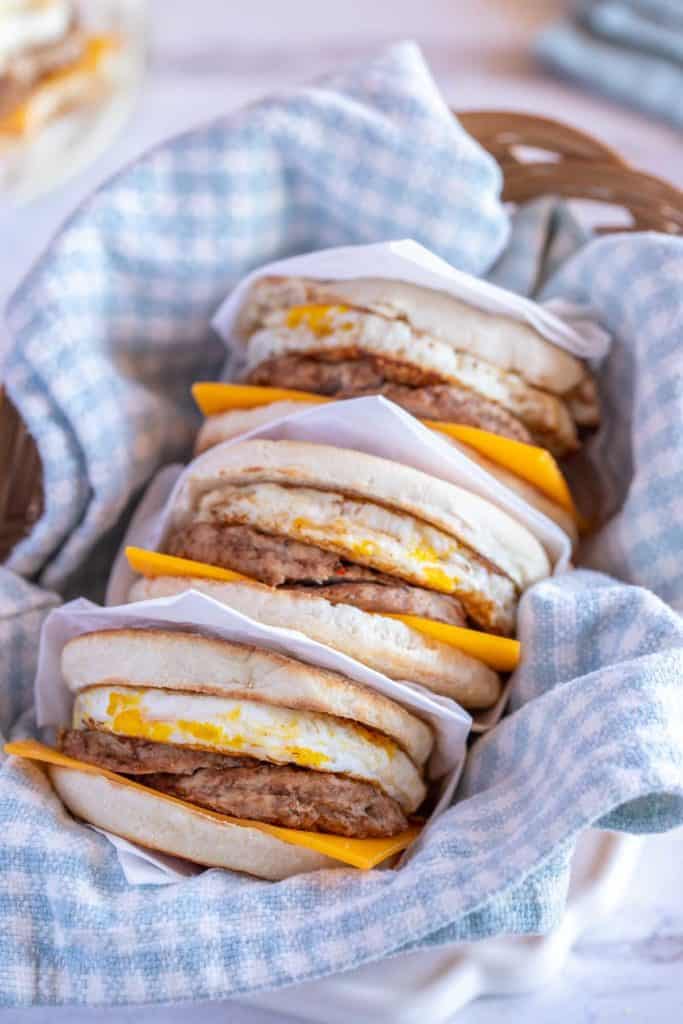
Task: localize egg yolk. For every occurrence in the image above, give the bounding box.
[285,304,349,336]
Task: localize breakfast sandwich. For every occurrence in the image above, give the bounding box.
[223,275,600,459]
[196,264,602,540]
[39,627,433,879]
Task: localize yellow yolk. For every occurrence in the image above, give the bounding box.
[283,747,330,769]
[348,538,379,560]
[285,305,349,337]
[106,690,139,715]
[421,566,458,591]
[409,545,459,587]
[176,720,227,745]
[112,709,173,744]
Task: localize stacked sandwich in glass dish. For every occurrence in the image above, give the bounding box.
[0,0,116,141]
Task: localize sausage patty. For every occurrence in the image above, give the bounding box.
[60,729,409,838]
[247,352,533,443]
[166,523,466,625]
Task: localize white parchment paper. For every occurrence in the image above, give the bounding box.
[212,238,610,360]
[36,590,471,883]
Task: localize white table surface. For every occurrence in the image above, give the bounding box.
[1,1,681,1020]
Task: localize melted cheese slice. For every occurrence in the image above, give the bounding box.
[5,740,421,870]
[126,547,520,672]
[378,614,519,673]
[423,421,575,517]
[127,546,253,585]
[191,381,576,517]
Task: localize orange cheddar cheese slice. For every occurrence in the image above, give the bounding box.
[380,614,519,672]
[191,382,576,518]
[5,740,421,870]
[126,547,520,672]
[126,546,253,585]
[192,381,326,415]
[422,420,576,517]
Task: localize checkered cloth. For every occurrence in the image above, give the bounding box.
[3,40,507,595]
[537,1,683,127]
[1,42,683,1009]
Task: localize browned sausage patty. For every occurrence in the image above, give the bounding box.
[60,729,409,838]
[166,523,466,625]
[247,352,534,444]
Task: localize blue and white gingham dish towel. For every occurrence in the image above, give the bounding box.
[3,40,507,597]
[1,42,683,1008]
[537,0,683,127]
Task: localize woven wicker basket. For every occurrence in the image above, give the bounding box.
[2,111,682,563]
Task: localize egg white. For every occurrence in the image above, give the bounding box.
[195,481,515,625]
[0,1,71,70]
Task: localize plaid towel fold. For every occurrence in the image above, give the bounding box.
[537,1,683,127]
[2,40,507,595]
[1,43,682,1008]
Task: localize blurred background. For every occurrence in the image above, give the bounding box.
[1,0,681,313]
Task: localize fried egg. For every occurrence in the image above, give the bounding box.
[73,686,426,813]
[196,481,516,628]
[244,304,575,447]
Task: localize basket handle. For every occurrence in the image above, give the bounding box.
[458,111,628,166]
[457,111,683,234]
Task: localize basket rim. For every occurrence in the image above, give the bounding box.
[457,109,629,166]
